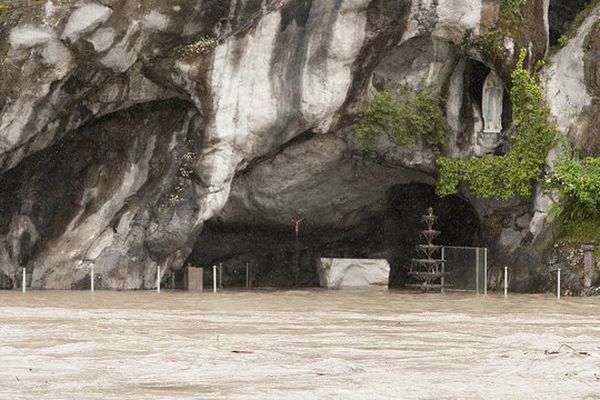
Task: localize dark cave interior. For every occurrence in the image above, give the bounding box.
[186,183,482,289]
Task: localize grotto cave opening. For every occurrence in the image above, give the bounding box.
[385,183,482,288]
[186,182,481,290]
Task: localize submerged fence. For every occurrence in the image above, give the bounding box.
[442,246,487,295]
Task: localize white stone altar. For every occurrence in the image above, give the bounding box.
[318,258,390,289]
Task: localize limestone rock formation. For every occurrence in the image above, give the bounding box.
[0,0,597,290]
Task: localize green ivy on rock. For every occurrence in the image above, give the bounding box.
[436,49,559,200]
[546,157,600,245]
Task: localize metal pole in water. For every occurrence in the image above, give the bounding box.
[212,265,217,293]
[22,268,26,293]
[484,248,488,296]
[441,247,445,294]
[557,268,561,300]
[157,266,161,294]
[504,266,508,298]
[475,248,480,295]
[91,265,94,292]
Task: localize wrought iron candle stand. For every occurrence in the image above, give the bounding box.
[408,207,451,292]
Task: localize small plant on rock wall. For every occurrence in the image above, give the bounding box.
[172,36,218,58]
[499,0,523,18]
[354,88,448,153]
[161,140,197,209]
[557,34,570,47]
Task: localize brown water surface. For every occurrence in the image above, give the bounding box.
[1,289,599,399]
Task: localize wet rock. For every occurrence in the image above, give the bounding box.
[61,3,113,42]
[547,243,600,296]
[500,228,523,250]
[581,286,600,296]
[0,100,202,289]
[516,213,532,229]
[548,0,589,45]
[543,6,598,136]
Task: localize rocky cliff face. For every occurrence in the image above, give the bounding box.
[0,0,595,290]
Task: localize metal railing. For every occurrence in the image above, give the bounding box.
[441,246,488,295]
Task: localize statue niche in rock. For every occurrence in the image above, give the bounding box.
[480,71,504,152]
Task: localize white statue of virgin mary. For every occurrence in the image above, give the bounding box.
[482,71,503,134]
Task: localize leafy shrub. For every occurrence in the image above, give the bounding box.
[354,89,448,152]
[546,158,600,223]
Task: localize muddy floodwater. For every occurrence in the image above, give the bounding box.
[1,290,599,399]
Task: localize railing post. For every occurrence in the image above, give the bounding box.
[475,248,480,295]
[504,266,508,298]
[484,248,488,296]
[212,265,217,293]
[22,268,26,293]
[441,247,445,294]
[91,265,94,292]
[557,268,561,300]
[157,266,161,294]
